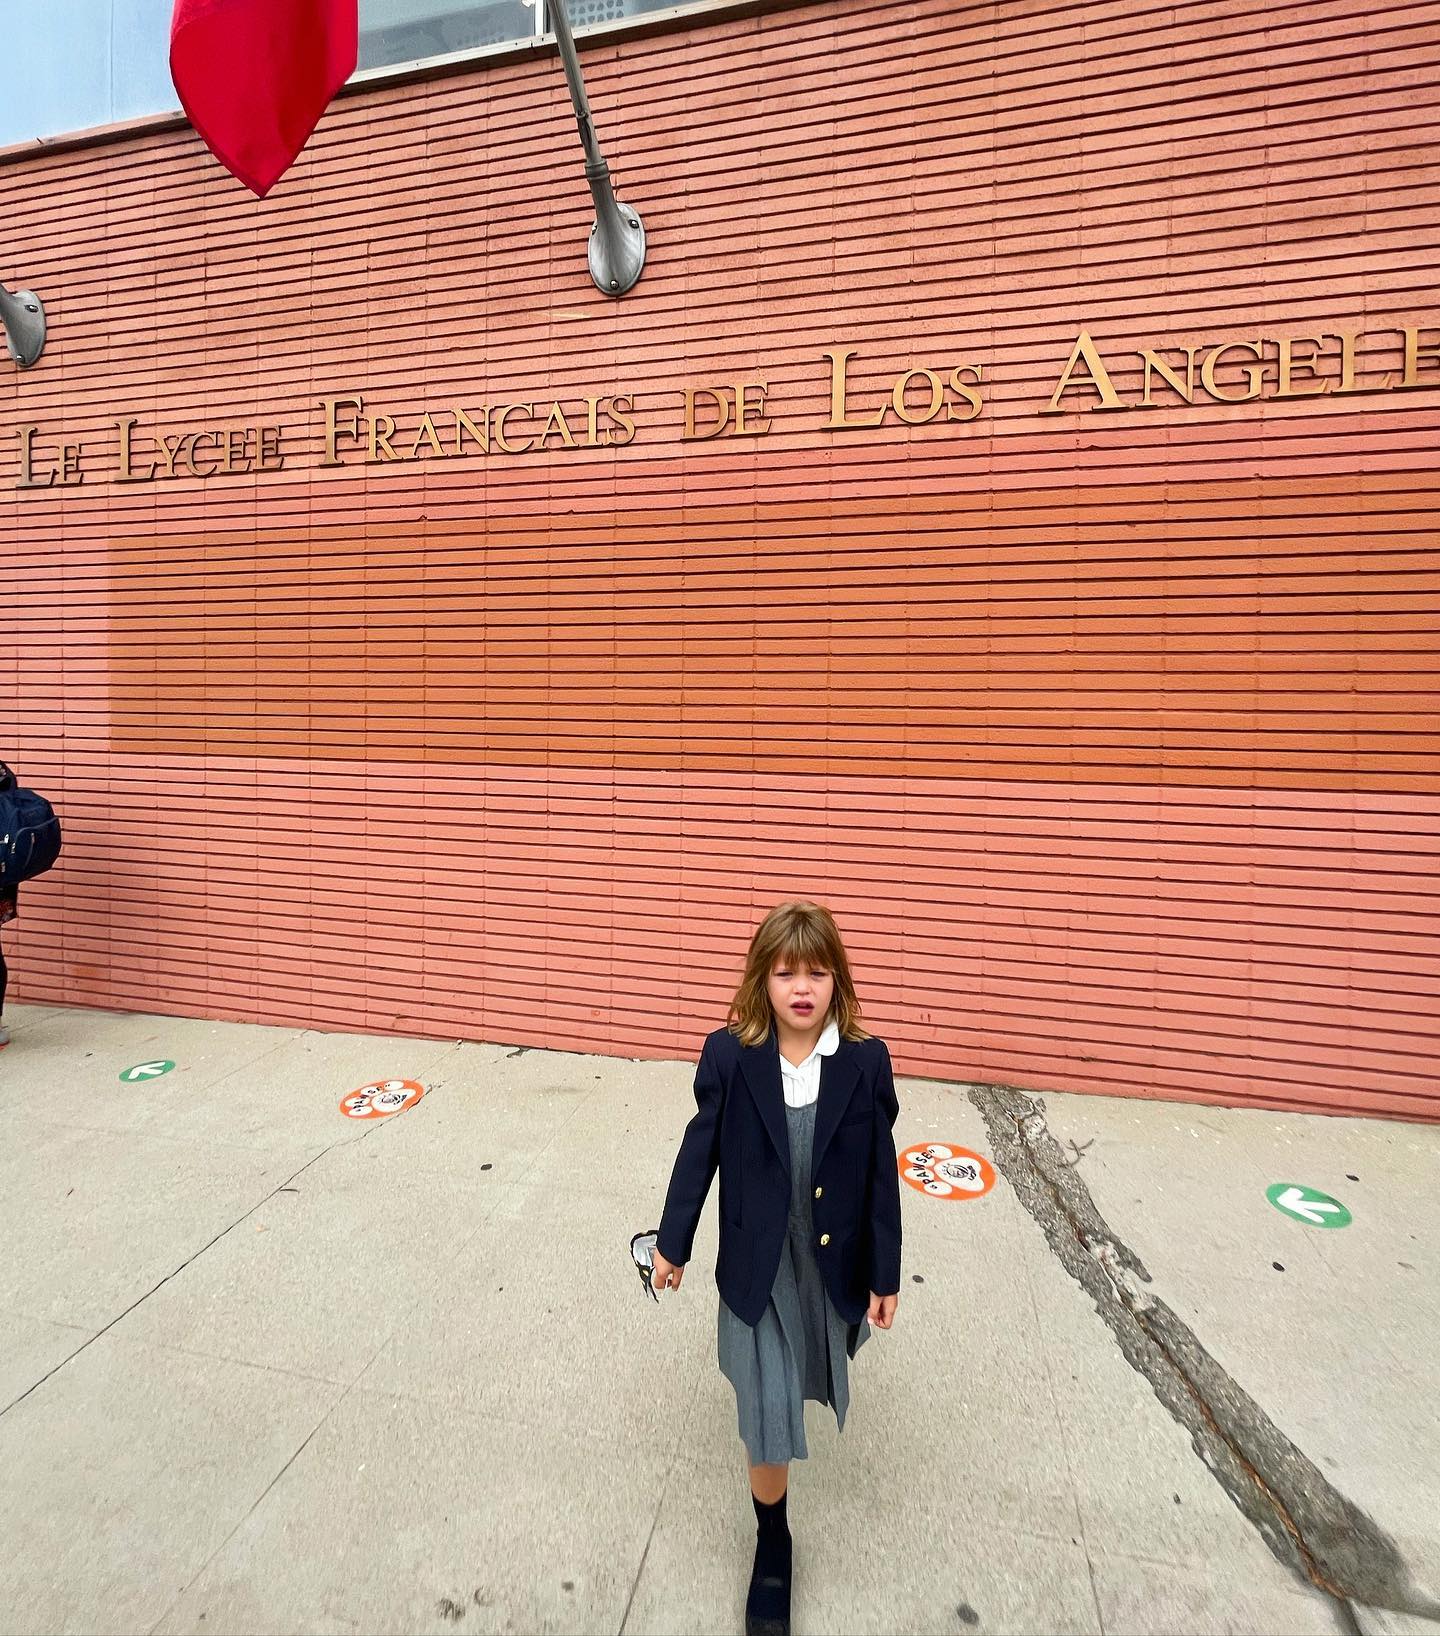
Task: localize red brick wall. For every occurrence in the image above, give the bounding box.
[2,0,1437,1117]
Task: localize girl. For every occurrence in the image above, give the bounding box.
[652,900,902,1636]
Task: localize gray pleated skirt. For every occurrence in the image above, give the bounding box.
[717,1099,869,1465]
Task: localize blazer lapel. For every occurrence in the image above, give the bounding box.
[740,1033,790,1177]
[811,1040,861,1174]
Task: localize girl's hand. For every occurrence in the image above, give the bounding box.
[652,1249,684,1294]
[868,1291,898,1330]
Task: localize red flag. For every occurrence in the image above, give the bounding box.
[170,0,358,197]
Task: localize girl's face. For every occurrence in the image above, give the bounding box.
[767,952,835,1034]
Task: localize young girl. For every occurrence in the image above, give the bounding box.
[652,900,902,1636]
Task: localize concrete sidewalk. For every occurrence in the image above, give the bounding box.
[1,1002,1437,1636]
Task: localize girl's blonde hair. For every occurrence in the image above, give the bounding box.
[728,900,869,1047]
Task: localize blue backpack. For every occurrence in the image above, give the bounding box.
[0,761,62,889]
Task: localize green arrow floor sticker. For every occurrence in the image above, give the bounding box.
[1266,1182,1352,1228]
[119,1059,176,1084]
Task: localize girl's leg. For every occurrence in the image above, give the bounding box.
[745,1458,792,1635]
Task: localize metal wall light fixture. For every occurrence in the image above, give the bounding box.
[0,14,635,332]
[548,0,646,296]
[1,280,46,367]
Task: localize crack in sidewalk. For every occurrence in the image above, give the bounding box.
[0,1134,356,1420]
[969,1084,1440,1629]
[0,1047,576,1424]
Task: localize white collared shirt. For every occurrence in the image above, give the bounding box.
[780,1019,840,1108]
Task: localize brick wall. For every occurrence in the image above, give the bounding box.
[2,0,1436,1117]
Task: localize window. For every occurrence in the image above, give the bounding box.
[1,0,717,150]
[358,0,543,68]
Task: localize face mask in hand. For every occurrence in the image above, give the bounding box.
[629,1228,661,1302]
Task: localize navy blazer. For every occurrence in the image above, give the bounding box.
[657,1025,903,1328]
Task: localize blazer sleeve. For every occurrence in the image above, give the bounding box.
[867,1041,903,1296]
[655,1035,725,1267]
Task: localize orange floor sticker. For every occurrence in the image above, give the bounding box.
[899,1143,995,1200]
[340,1079,424,1119]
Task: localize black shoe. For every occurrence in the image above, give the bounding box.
[744,1529,791,1636]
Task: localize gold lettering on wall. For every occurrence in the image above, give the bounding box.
[948,365,984,422]
[683,386,732,439]
[258,427,284,471]
[368,414,400,462]
[1038,326,1427,413]
[111,416,282,482]
[315,394,639,464]
[1274,335,1330,399]
[735,382,770,435]
[493,404,535,455]
[188,431,221,477]
[823,348,885,430]
[537,403,576,450]
[116,416,155,482]
[9,316,1439,492]
[321,396,363,466]
[408,413,448,459]
[454,405,489,454]
[605,394,636,446]
[224,427,254,472]
[1199,339,1265,404]
[825,348,987,428]
[1398,327,1440,389]
[1139,348,1198,406]
[891,368,944,426]
[1332,331,1363,395]
[682,381,772,439]
[1041,331,1126,413]
[17,424,83,488]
